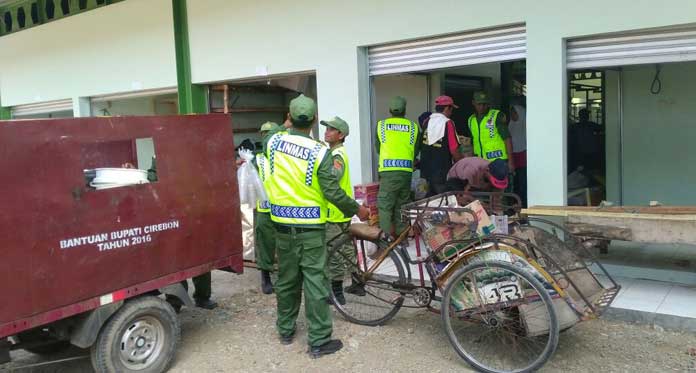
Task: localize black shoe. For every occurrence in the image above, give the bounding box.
[261,270,274,295]
[195,298,218,310]
[345,279,366,296]
[308,339,343,359]
[279,330,296,345]
[331,281,346,305]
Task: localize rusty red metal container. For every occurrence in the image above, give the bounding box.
[0,114,243,338]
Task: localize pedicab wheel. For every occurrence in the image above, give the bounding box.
[441,260,559,373]
[328,236,406,326]
[91,296,180,373]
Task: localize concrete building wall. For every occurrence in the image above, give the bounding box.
[2,0,696,205]
[0,0,176,107]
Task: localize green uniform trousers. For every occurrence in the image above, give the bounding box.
[254,210,276,272]
[275,226,332,347]
[326,222,356,281]
[181,272,211,301]
[377,171,412,236]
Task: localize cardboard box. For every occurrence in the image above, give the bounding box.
[354,182,379,199]
[448,200,495,236]
[423,223,472,254]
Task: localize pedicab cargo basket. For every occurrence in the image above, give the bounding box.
[401,191,620,328]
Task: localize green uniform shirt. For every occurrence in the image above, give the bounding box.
[263,128,359,227]
[374,118,424,157]
[474,111,511,139]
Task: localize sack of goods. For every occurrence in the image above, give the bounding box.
[237,149,267,206]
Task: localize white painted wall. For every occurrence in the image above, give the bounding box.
[0,0,176,107]
[3,0,696,205]
[186,0,696,205]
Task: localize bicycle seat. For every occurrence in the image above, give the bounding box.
[349,223,382,241]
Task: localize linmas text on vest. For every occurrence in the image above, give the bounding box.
[276,140,312,160]
[59,220,181,251]
[386,124,410,132]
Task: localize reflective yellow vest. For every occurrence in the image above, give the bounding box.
[377,117,418,173]
[468,109,508,161]
[327,145,353,223]
[266,132,329,225]
[255,153,271,213]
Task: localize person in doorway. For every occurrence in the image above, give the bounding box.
[420,95,463,196]
[265,94,369,358]
[321,116,365,305]
[375,96,422,239]
[509,104,527,207]
[445,157,509,197]
[570,108,604,173]
[254,121,282,295]
[467,91,514,174]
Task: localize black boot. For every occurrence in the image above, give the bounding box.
[261,270,274,295]
[344,277,366,296]
[331,281,346,305]
[195,298,218,310]
[308,339,343,359]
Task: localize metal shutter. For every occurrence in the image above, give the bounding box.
[11,99,73,116]
[567,25,696,69]
[90,87,178,103]
[368,24,526,76]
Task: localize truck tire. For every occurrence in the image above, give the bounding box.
[90,296,180,373]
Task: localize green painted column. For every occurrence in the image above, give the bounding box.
[172,0,207,114]
[0,106,11,120]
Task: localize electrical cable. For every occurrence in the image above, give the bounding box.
[650,64,662,94]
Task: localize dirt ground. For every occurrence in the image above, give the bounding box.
[3,269,696,373]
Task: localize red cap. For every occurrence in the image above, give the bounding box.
[434,95,459,108]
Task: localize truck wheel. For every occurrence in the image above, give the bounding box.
[90,296,180,373]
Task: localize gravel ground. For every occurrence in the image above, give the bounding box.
[3,270,696,373]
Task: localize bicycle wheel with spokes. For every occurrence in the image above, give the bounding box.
[328,236,406,326]
[441,260,559,373]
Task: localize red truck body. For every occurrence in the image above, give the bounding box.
[0,114,243,338]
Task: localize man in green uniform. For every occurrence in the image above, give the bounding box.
[468,91,515,174]
[254,121,281,294]
[375,96,422,238]
[320,116,366,305]
[266,95,369,358]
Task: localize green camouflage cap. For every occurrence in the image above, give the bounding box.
[259,121,280,133]
[389,96,407,114]
[289,94,316,121]
[473,91,491,104]
[320,116,349,136]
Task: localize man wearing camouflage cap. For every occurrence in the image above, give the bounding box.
[265,94,369,358]
[254,121,282,294]
[468,91,515,173]
[320,116,365,305]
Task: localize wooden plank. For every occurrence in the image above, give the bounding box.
[567,215,696,245]
[523,207,696,222]
[528,205,696,215]
[565,222,633,241]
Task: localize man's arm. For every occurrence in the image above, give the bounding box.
[446,121,463,162]
[317,152,359,217]
[496,113,515,171]
[374,121,382,155]
[413,124,423,158]
[330,153,345,180]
